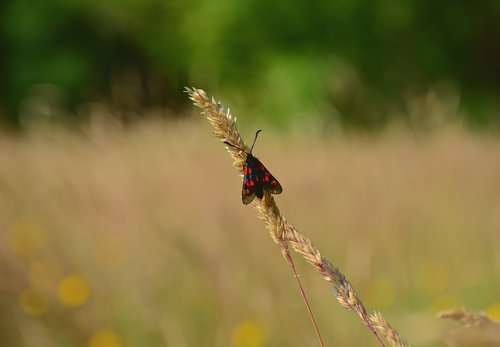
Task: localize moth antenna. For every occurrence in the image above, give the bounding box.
[249,129,262,154]
[224,140,248,154]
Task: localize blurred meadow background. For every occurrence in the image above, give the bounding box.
[1,1,500,347]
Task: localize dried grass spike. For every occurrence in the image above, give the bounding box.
[187,87,410,347]
[370,312,410,347]
[438,309,500,328]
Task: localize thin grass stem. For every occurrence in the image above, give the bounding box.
[280,238,325,347]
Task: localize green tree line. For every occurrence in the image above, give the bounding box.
[1,0,499,129]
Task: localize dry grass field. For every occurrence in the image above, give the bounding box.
[1,119,500,347]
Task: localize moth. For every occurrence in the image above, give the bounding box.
[225,130,283,204]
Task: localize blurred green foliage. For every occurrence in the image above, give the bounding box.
[1,0,500,129]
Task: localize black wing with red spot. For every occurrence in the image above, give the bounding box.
[242,159,258,205]
[242,153,282,205]
[255,160,282,195]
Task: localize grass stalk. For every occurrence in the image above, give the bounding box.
[280,237,326,347]
[186,87,409,347]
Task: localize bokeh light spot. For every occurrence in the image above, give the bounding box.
[430,293,461,313]
[19,288,50,316]
[9,221,44,258]
[88,329,122,347]
[416,261,450,294]
[57,274,90,307]
[232,320,265,347]
[363,277,396,309]
[486,301,500,320]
